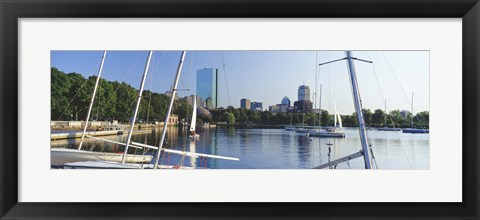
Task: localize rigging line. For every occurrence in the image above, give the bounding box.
[146,51,169,121]
[56,59,102,120]
[96,77,102,120]
[221,51,231,106]
[189,51,194,95]
[314,51,319,127]
[328,52,331,113]
[96,51,145,112]
[144,51,166,122]
[145,53,157,124]
[367,52,412,169]
[56,76,90,121]
[119,97,138,123]
[381,52,427,130]
[179,52,188,98]
[366,52,399,130]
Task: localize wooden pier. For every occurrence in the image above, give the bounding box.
[50,129,151,140]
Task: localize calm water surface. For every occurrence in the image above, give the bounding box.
[51,127,429,169]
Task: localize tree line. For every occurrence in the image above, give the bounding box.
[201,107,429,128]
[52,67,428,128]
[51,67,191,122]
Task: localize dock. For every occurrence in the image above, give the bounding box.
[50,129,151,140]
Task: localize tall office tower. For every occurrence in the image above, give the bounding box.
[196,68,218,108]
[298,85,310,101]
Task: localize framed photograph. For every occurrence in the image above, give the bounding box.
[1,0,479,219]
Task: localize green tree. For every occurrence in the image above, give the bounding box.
[223,112,235,124]
[67,72,91,121]
[362,108,373,126]
[388,110,404,128]
[321,110,331,126]
[251,111,262,124]
[372,109,386,127]
[92,77,116,120]
[415,111,429,128]
[113,81,137,122]
[51,68,72,120]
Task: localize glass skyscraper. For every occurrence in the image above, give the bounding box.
[196,68,218,108]
[298,85,310,101]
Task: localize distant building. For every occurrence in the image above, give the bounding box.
[312,108,325,114]
[294,100,313,113]
[269,105,279,113]
[251,102,263,111]
[400,110,410,119]
[164,89,179,101]
[168,114,179,125]
[186,95,203,107]
[281,96,291,107]
[240,98,251,109]
[196,68,218,108]
[298,85,310,101]
[278,104,289,113]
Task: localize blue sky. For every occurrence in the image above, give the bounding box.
[51,50,429,115]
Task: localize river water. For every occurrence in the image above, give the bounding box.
[51,127,429,169]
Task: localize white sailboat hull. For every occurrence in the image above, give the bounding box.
[62,161,195,169]
[51,148,152,166]
[308,130,345,138]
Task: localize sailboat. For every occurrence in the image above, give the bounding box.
[402,92,429,134]
[51,51,152,166]
[62,51,239,169]
[377,99,402,131]
[188,95,200,139]
[284,116,295,131]
[309,102,345,138]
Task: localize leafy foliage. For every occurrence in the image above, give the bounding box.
[51,67,429,128]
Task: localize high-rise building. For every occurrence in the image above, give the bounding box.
[298,85,310,101]
[251,102,263,111]
[400,110,410,119]
[196,68,218,108]
[240,98,251,109]
[281,96,291,107]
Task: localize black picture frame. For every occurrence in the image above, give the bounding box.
[1,0,479,219]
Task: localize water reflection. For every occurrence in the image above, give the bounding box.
[51,127,430,169]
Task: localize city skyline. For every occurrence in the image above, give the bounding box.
[51,50,429,115]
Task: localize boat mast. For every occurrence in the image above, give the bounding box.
[121,51,153,163]
[384,99,387,127]
[345,51,374,169]
[153,51,186,169]
[319,84,322,128]
[78,51,107,150]
[411,92,414,128]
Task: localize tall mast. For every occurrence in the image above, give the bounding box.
[345,51,374,169]
[78,51,107,150]
[318,84,322,128]
[154,51,186,169]
[121,51,153,163]
[384,99,387,127]
[411,92,414,128]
